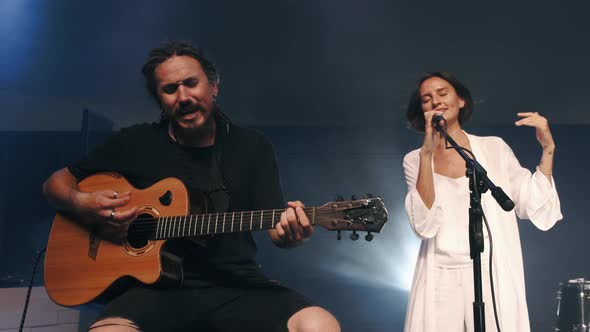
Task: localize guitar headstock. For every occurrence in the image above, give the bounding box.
[314,195,388,240]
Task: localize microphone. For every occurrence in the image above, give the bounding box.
[490,187,515,211]
[432,114,445,133]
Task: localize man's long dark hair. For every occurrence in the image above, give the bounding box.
[406,71,474,132]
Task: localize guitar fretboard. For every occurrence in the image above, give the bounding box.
[130,207,317,240]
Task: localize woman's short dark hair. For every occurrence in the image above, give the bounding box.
[406,71,474,132]
[141,41,220,106]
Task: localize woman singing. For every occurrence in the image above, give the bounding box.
[402,72,563,332]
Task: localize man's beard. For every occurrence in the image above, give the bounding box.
[169,103,217,144]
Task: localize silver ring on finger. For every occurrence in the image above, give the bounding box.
[110,209,116,218]
[113,191,118,199]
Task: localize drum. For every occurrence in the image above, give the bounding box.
[555,278,590,332]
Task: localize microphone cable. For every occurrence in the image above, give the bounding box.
[19,247,46,332]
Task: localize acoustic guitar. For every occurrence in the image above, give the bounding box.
[44,173,388,307]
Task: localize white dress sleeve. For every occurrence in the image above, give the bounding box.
[403,151,444,239]
[501,140,563,230]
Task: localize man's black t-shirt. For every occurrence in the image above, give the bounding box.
[68,118,285,287]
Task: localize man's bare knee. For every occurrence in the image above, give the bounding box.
[88,317,140,332]
[287,306,340,332]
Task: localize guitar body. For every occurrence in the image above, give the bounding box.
[44,173,190,307]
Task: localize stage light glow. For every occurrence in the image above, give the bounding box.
[319,206,421,291]
[0,0,46,84]
[393,237,420,290]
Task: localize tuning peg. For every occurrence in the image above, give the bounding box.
[350,231,359,241]
[365,232,374,241]
[351,195,358,200]
[335,195,345,202]
[337,230,342,240]
[364,193,375,199]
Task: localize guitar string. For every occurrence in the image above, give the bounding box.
[127,207,318,223]
[121,205,377,239]
[124,207,326,231]
[128,220,280,236]
[130,217,285,228]
[120,201,376,224]
[128,215,308,234]
[126,219,283,240]
[126,209,369,232]
[126,217,376,239]
[125,207,373,230]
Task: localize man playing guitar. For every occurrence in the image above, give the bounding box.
[42,41,341,332]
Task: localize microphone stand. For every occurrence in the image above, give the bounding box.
[433,120,514,332]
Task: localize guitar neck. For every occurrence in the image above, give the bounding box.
[146,207,317,240]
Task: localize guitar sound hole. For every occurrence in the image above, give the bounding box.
[126,213,152,249]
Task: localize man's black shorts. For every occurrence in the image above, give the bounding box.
[92,283,314,332]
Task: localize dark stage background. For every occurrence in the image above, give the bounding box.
[1,1,589,331]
